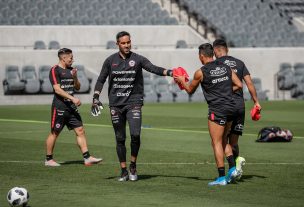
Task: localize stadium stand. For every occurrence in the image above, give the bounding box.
[74,65,92,94]
[38,65,53,94]
[154,77,172,102]
[48,41,60,50]
[0,0,178,26]
[172,0,304,47]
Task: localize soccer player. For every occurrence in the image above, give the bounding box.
[45,48,102,167]
[174,43,242,186]
[213,39,261,179]
[91,31,174,182]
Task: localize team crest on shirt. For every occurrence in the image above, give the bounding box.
[129,60,135,67]
[111,109,116,116]
[56,123,61,128]
[223,60,237,67]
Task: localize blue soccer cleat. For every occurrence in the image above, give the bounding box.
[226,167,238,183]
[208,176,227,186]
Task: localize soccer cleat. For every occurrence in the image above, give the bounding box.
[235,156,246,180]
[129,167,138,181]
[118,171,129,182]
[45,159,61,167]
[84,156,103,166]
[226,167,238,183]
[208,176,227,186]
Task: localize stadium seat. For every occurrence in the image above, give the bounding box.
[154,77,172,102]
[143,79,158,103]
[3,65,25,95]
[38,65,53,93]
[252,78,269,100]
[277,63,295,90]
[48,41,60,50]
[176,40,188,49]
[169,81,189,102]
[106,40,117,49]
[21,65,40,94]
[34,40,46,50]
[73,65,91,94]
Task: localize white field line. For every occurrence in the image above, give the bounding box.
[0,160,304,165]
[0,118,303,139]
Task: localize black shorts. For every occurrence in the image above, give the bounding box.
[230,106,245,136]
[208,110,234,126]
[50,105,83,133]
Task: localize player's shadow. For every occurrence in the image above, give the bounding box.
[106,174,210,181]
[237,174,267,182]
[60,160,84,165]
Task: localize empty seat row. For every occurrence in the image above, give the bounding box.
[2,65,91,95]
[277,62,304,99]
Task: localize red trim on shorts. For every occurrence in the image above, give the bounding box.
[211,113,215,121]
[51,65,58,85]
[51,107,56,129]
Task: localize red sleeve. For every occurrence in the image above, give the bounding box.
[49,65,60,85]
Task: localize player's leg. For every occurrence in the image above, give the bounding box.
[126,105,142,181]
[45,106,64,167]
[68,112,102,166]
[110,107,128,181]
[207,120,227,186]
[223,122,237,183]
[229,107,246,178]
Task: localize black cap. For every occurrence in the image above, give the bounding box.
[213,39,228,48]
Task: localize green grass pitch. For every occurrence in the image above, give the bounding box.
[0,101,303,207]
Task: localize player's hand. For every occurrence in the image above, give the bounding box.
[71,97,81,106]
[71,68,78,78]
[91,97,103,117]
[172,67,189,90]
[254,102,262,111]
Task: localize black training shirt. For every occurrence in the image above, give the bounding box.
[217,56,250,105]
[49,65,75,109]
[94,51,166,106]
[200,60,235,113]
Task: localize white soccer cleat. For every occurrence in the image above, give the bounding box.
[235,156,246,180]
[118,171,129,182]
[129,168,138,181]
[45,159,61,167]
[84,156,103,166]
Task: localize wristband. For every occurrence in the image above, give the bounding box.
[166,69,173,77]
[93,93,100,100]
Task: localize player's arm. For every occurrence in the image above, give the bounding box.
[91,59,110,116]
[243,75,261,109]
[71,68,80,90]
[175,69,202,94]
[231,70,242,91]
[53,84,81,106]
[141,56,173,77]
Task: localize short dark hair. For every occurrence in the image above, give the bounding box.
[58,48,72,58]
[116,31,130,42]
[198,43,214,57]
[212,39,228,48]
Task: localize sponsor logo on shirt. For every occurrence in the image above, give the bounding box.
[212,76,229,84]
[210,67,227,77]
[117,91,131,97]
[129,60,135,67]
[223,60,237,67]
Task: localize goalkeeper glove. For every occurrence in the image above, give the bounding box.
[91,93,103,117]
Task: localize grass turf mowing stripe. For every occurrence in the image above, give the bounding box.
[0,160,304,165]
[0,118,303,139]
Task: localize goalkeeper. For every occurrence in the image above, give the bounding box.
[91,31,175,182]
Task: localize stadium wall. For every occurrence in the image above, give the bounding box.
[0,26,303,105]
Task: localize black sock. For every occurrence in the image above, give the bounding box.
[130,161,136,169]
[232,144,239,160]
[46,155,53,161]
[121,167,128,175]
[83,151,91,159]
[218,167,225,177]
[226,155,236,169]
